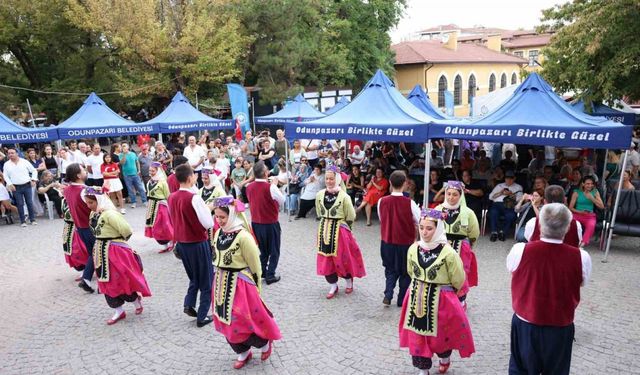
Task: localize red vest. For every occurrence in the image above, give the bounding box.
[511,241,583,326]
[63,184,91,228]
[530,217,580,247]
[246,181,279,224]
[167,174,180,193]
[168,190,207,243]
[379,195,416,245]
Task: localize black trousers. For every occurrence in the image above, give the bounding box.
[324,273,352,284]
[296,199,315,218]
[509,314,574,375]
[105,292,138,308]
[412,350,452,370]
[228,334,269,354]
[380,241,410,306]
[176,241,214,321]
[252,222,281,279]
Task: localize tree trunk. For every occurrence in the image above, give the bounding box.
[8,42,41,88]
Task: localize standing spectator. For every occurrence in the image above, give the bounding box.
[153,141,173,172]
[183,136,207,187]
[507,203,591,375]
[120,143,148,208]
[36,170,63,218]
[274,129,288,159]
[58,148,73,181]
[349,145,366,167]
[86,144,104,187]
[628,142,639,178]
[544,145,556,166]
[2,147,38,226]
[295,164,325,219]
[568,176,604,247]
[239,131,258,163]
[101,153,125,214]
[257,139,275,170]
[41,145,58,177]
[68,141,84,165]
[26,149,43,173]
[138,145,153,187]
[488,170,523,242]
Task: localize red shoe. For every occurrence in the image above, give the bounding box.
[107,311,126,325]
[158,243,174,253]
[74,276,82,282]
[135,298,144,315]
[233,352,252,369]
[438,360,451,374]
[260,341,273,361]
[345,282,353,294]
[326,286,339,299]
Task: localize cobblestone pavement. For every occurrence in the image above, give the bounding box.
[0,207,638,375]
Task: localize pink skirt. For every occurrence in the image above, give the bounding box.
[144,203,173,242]
[399,289,475,358]
[458,240,478,295]
[213,277,282,344]
[317,225,367,278]
[65,229,89,271]
[97,243,152,299]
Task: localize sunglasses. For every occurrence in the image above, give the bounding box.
[301,160,308,163]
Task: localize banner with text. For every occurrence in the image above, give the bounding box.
[285,122,427,143]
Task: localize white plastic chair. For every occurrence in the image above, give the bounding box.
[43,194,55,220]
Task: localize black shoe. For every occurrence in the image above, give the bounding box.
[78,280,95,293]
[265,275,281,285]
[196,316,213,327]
[382,297,391,306]
[490,232,498,242]
[498,232,506,241]
[183,306,197,317]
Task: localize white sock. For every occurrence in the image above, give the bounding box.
[237,350,250,361]
[345,278,353,288]
[418,370,428,375]
[260,342,270,353]
[83,278,92,287]
[112,306,124,320]
[133,297,142,309]
[160,243,169,250]
[329,283,338,293]
[440,357,450,365]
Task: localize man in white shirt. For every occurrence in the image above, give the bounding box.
[628,141,639,178]
[488,170,523,241]
[85,144,104,187]
[183,136,207,187]
[68,141,86,166]
[349,145,365,166]
[2,148,38,226]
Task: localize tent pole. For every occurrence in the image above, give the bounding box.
[251,98,256,134]
[601,149,608,195]
[158,133,163,143]
[26,99,36,128]
[602,150,629,263]
[423,142,431,208]
[285,139,291,222]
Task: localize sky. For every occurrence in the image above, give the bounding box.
[390,0,570,42]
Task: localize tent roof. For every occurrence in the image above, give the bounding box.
[285,69,438,142]
[407,84,448,120]
[56,93,154,139]
[323,96,350,115]
[140,91,233,133]
[0,111,57,143]
[571,99,635,125]
[430,73,633,149]
[255,93,325,126]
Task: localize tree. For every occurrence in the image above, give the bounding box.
[539,0,640,106]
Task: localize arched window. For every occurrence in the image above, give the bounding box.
[489,73,496,92]
[453,75,462,105]
[511,72,517,85]
[500,73,507,88]
[438,75,447,108]
[468,74,476,104]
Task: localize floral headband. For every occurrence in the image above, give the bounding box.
[445,180,464,191]
[326,165,340,174]
[83,186,105,196]
[151,161,162,168]
[420,208,445,221]
[212,196,246,213]
[202,168,221,177]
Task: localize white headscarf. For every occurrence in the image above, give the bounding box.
[214,195,248,233]
[150,162,167,181]
[81,187,117,212]
[325,169,342,194]
[202,166,224,191]
[417,215,449,250]
[441,181,467,210]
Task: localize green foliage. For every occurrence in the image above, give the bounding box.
[539,0,640,105]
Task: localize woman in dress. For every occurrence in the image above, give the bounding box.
[211,196,280,369]
[100,153,125,213]
[399,208,475,375]
[316,166,366,299]
[356,167,389,226]
[145,162,174,253]
[82,187,151,325]
[435,181,480,308]
[61,197,89,272]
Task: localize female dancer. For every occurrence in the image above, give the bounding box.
[211,196,281,369]
[435,181,479,307]
[399,208,475,375]
[83,187,152,325]
[316,166,366,299]
[145,162,174,253]
[61,197,89,272]
[200,167,226,243]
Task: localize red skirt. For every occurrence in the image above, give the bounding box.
[213,277,282,344]
[399,289,475,358]
[65,229,89,270]
[363,188,385,206]
[97,242,152,299]
[317,225,367,278]
[458,240,478,294]
[144,203,173,242]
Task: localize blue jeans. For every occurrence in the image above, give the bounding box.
[287,193,299,213]
[13,183,35,223]
[489,201,517,234]
[123,175,147,204]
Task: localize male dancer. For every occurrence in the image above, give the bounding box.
[377,170,420,306]
[168,164,215,327]
[245,161,285,285]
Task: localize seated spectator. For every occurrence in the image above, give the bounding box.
[429,149,444,169]
[427,169,443,207]
[527,150,546,177]
[286,163,309,216]
[514,188,543,242]
[500,150,517,173]
[460,149,475,171]
[0,172,18,219]
[488,170,523,241]
[442,159,462,181]
[607,170,635,207]
[36,170,63,218]
[488,166,505,190]
[295,165,325,220]
[582,156,600,182]
[346,165,365,205]
[475,149,492,171]
[356,167,389,226]
[543,165,561,186]
[569,176,604,247]
[461,169,484,220]
[565,168,582,199]
[473,155,493,182]
[349,145,365,166]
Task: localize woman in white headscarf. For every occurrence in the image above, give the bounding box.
[145,162,174,253]
[200,166,227,247]
[82,187,151,325]
[399,208,475,375]
[210,196,281,370]
[315,166,366,299]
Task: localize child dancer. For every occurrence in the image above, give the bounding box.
[145,162,174,253]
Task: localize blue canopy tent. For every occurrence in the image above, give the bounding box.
[139,91,233,133]
[255,93,325,127]
[0,111,57,143]
[407,84,449,120]
[323,96,350,115]
[56,93,156,139]
[571,100,635,126]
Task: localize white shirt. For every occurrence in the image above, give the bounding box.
[524,217,583,244]
[183,145,207,171]
[69,150,86,165]
[301,139,320,160]
[0,183,9,201]
[300,173,325,200]
[179,187,214,229]
[489,182,523,203]
[215,158,231,180]
[628,149,640,168]
[253,179,285,205]
[507,238,592,287]
[350,150,365,165]
[59,157,74,175]
[377,191,421,225]
[86,153,104,179]
[3,158,37,186]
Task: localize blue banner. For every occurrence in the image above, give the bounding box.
[285,122,428,143]
[226,84,250,134]
[444,91,454,117]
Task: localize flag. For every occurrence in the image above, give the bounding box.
[444,91,454,117]
[234,118,242,141]
[226,83,250,135]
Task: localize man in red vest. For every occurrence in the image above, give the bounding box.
[377,170,419,306]
[524,185,582,247]
[246,161,285,285]
[168,164,215,327]
[507,203,592,375]
[167,156,188,194]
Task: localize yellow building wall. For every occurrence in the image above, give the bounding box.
[504,45,546,73]
[395,63,524,117]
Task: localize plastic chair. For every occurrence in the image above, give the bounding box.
[43,194,55,220]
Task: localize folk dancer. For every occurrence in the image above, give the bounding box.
[61,197,89,273]
[399,208,475,375]
[145,162,174,253]
[211,196,281,369]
